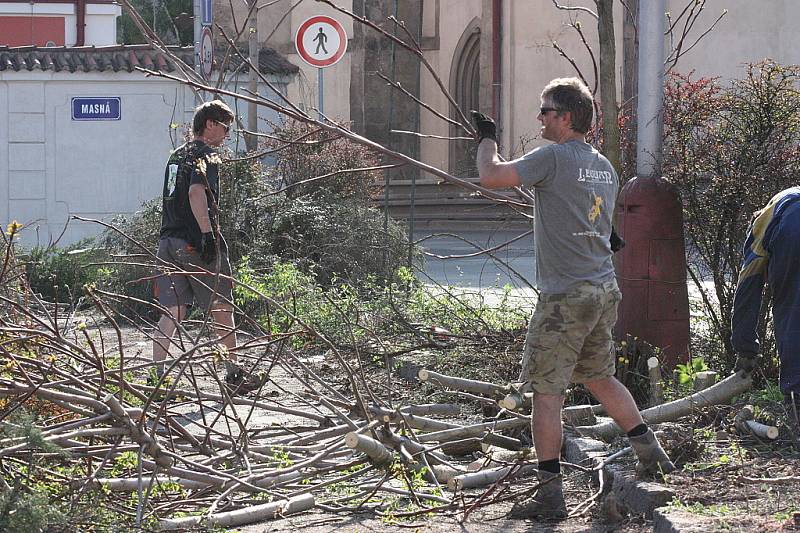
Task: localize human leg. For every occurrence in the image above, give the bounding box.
[208,300,266,394]
[153,238,195,377]
[511,288,593,520]
[211,302,236,354]
[584,375,674,476]
[575,280,674,477]
[508,392,568,519]
[153,305,186,376]
[584,376,644,432]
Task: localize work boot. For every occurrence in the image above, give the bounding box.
[509,471,567,520]
[629,429,675,478]
[224,366,268,396]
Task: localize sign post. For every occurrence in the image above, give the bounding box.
[294,15,347,120]
[200,26,213,80]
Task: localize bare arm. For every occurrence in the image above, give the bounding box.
[476,139,523,189]
[188,183,212,233]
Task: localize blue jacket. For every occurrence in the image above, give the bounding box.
[731,187,800,355]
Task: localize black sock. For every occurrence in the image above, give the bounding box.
[538,459,560,475]
[627,423,648,438]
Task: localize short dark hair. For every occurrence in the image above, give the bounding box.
[192,100,235,135]
[541,78,594,134]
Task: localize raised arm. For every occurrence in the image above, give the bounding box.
[471,111,522,190]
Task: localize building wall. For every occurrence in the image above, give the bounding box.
[0,72,290,247]
[664,0,800,82]
[0,2,121,46]
[236,0,799,179]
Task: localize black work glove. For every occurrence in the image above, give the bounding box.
[610,226,626,253]
[199,231,217,264]
[470,110,497,143]
[734,351,758,374]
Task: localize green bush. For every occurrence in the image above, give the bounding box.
[268,197,410,286]
[20,240,109,304]
[93,122,412,317]
[664,61,800,377]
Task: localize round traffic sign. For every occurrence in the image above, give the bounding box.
[295,15,347,68]
[200,27,213,79]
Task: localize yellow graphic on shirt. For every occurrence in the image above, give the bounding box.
[588,194,603,223]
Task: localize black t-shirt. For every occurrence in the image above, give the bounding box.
[159,140,221,247]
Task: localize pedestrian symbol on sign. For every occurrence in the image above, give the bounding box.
[295,16,347,68]
[313,28,328,54]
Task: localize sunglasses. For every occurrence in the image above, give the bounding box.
[215,120,232,133]
[540,107,562,115]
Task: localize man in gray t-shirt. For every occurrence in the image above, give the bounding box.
[473,77,674,520]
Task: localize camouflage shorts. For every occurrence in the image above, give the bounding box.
[520,279,622,395]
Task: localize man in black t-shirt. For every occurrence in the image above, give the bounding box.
[153,100,263,395]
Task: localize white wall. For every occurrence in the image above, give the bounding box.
[0,71,291,248]
[664,0,800,83]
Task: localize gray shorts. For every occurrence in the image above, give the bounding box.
[154,236,233,310]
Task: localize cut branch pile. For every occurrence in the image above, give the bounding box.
[0,231,758,529]
[0,236,546,528]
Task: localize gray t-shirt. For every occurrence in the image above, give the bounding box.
[512,139,618,293]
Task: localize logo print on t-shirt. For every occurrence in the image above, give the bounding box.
[588,194,603,223]
[166,164,178,196]
[578,167,614,184]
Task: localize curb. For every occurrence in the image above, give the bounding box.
[563,435,675,524]
[652,509,721,532]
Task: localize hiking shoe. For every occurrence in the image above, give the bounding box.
[224,367,268,396]
[629,429,676,478]
[509,471,567,520]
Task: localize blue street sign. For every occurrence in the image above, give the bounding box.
[201,0,212,26]
[71,97,121,121]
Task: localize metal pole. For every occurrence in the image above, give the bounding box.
[246,0,258,151]
[635,0,665,179]
[318,68,324,120]
[383,0,399,271]
[193,0,202,103]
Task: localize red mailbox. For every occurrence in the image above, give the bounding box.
[614,176,690,367]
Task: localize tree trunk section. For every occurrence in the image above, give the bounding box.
[597,0,621,174]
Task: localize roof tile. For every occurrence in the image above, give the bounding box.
[0,44,299,76]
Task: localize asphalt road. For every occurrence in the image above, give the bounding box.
[413,229,536,290]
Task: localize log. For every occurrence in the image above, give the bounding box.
[448,463,537,491]
[439,438,483,456]
[369,406,459,431]
[497,393,597,425]
[89,477,210,492]
[418,369,511,399]
[648,357,664,406]
[418,417,529,443]
[159,493,314,530]
[344,432,393,466]
[734,405,779,440]
[694,371,718,392]
[399,403,461,417]
[481,432,523,451]
[576,372,753,441]
[469,448,536,471]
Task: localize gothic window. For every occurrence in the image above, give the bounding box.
[449,19,480,178]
